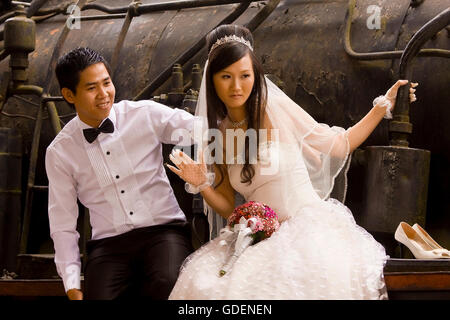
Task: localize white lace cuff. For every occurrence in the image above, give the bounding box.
[185,172,215,194]
[373,95,393,119]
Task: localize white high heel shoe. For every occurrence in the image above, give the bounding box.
[394,222,450,259]
[412,223,448,251]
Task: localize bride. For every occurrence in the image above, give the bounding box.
[166,24,417,299]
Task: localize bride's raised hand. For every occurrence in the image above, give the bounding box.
[374,80,418,119]
[386,79,418,105]
[166,149,210,190]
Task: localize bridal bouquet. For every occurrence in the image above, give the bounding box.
[218,201,280,276]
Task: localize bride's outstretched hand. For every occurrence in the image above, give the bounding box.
[166,149,208,187]
[385,79,418,106]
[374,80,418,119]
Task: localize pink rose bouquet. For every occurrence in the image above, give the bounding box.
[218,201,280,276]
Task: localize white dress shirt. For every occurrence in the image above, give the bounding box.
[45,99,194,292]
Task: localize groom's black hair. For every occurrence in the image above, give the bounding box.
[55,47,112,93]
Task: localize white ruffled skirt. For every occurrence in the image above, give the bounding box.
[169,199,388,300]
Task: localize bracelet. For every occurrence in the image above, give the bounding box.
[373,95,393,119]
[185,172,215,194]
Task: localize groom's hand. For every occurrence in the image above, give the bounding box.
[67,288,83,300]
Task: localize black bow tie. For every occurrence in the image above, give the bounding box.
[83,118,114,143]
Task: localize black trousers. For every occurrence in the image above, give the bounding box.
[84,221,193,300]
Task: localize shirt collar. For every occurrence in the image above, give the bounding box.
[76,104,117,131]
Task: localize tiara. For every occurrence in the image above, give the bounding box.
[209,34,253,54]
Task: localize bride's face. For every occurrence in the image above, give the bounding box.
[212,53,255,111]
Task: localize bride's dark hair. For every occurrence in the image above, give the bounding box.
[205,24,267,186]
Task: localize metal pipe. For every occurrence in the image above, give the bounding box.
[45,100,62,134]
[137,0,255,14]
[344,0,450,60]
[10,84,43,96]
[41,96,64,103]
[31,185,48,191]
[24,0,258,19]
[0,11,15,24]
[19,97,44,253]
[10,85,62,140]
[244,0,281,35]
[11,1,31,7]
[390,8,450,147]
[79,13,127,21]
[110,2,138,77]
[25,0,47,18]
[82,0,256,15]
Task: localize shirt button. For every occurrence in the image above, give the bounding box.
[106,151,110,155]
[121,190,125,194]
[116,175,120,179]
[129,211,133,215]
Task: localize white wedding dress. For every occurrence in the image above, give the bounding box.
[169,141,389,300]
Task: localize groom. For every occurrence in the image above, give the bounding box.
[46,47,194,299]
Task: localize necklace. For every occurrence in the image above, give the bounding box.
[227,115,247,128]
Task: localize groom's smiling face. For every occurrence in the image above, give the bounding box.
[62,62,115,128]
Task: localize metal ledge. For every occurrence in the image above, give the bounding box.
[1,259,449,298]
